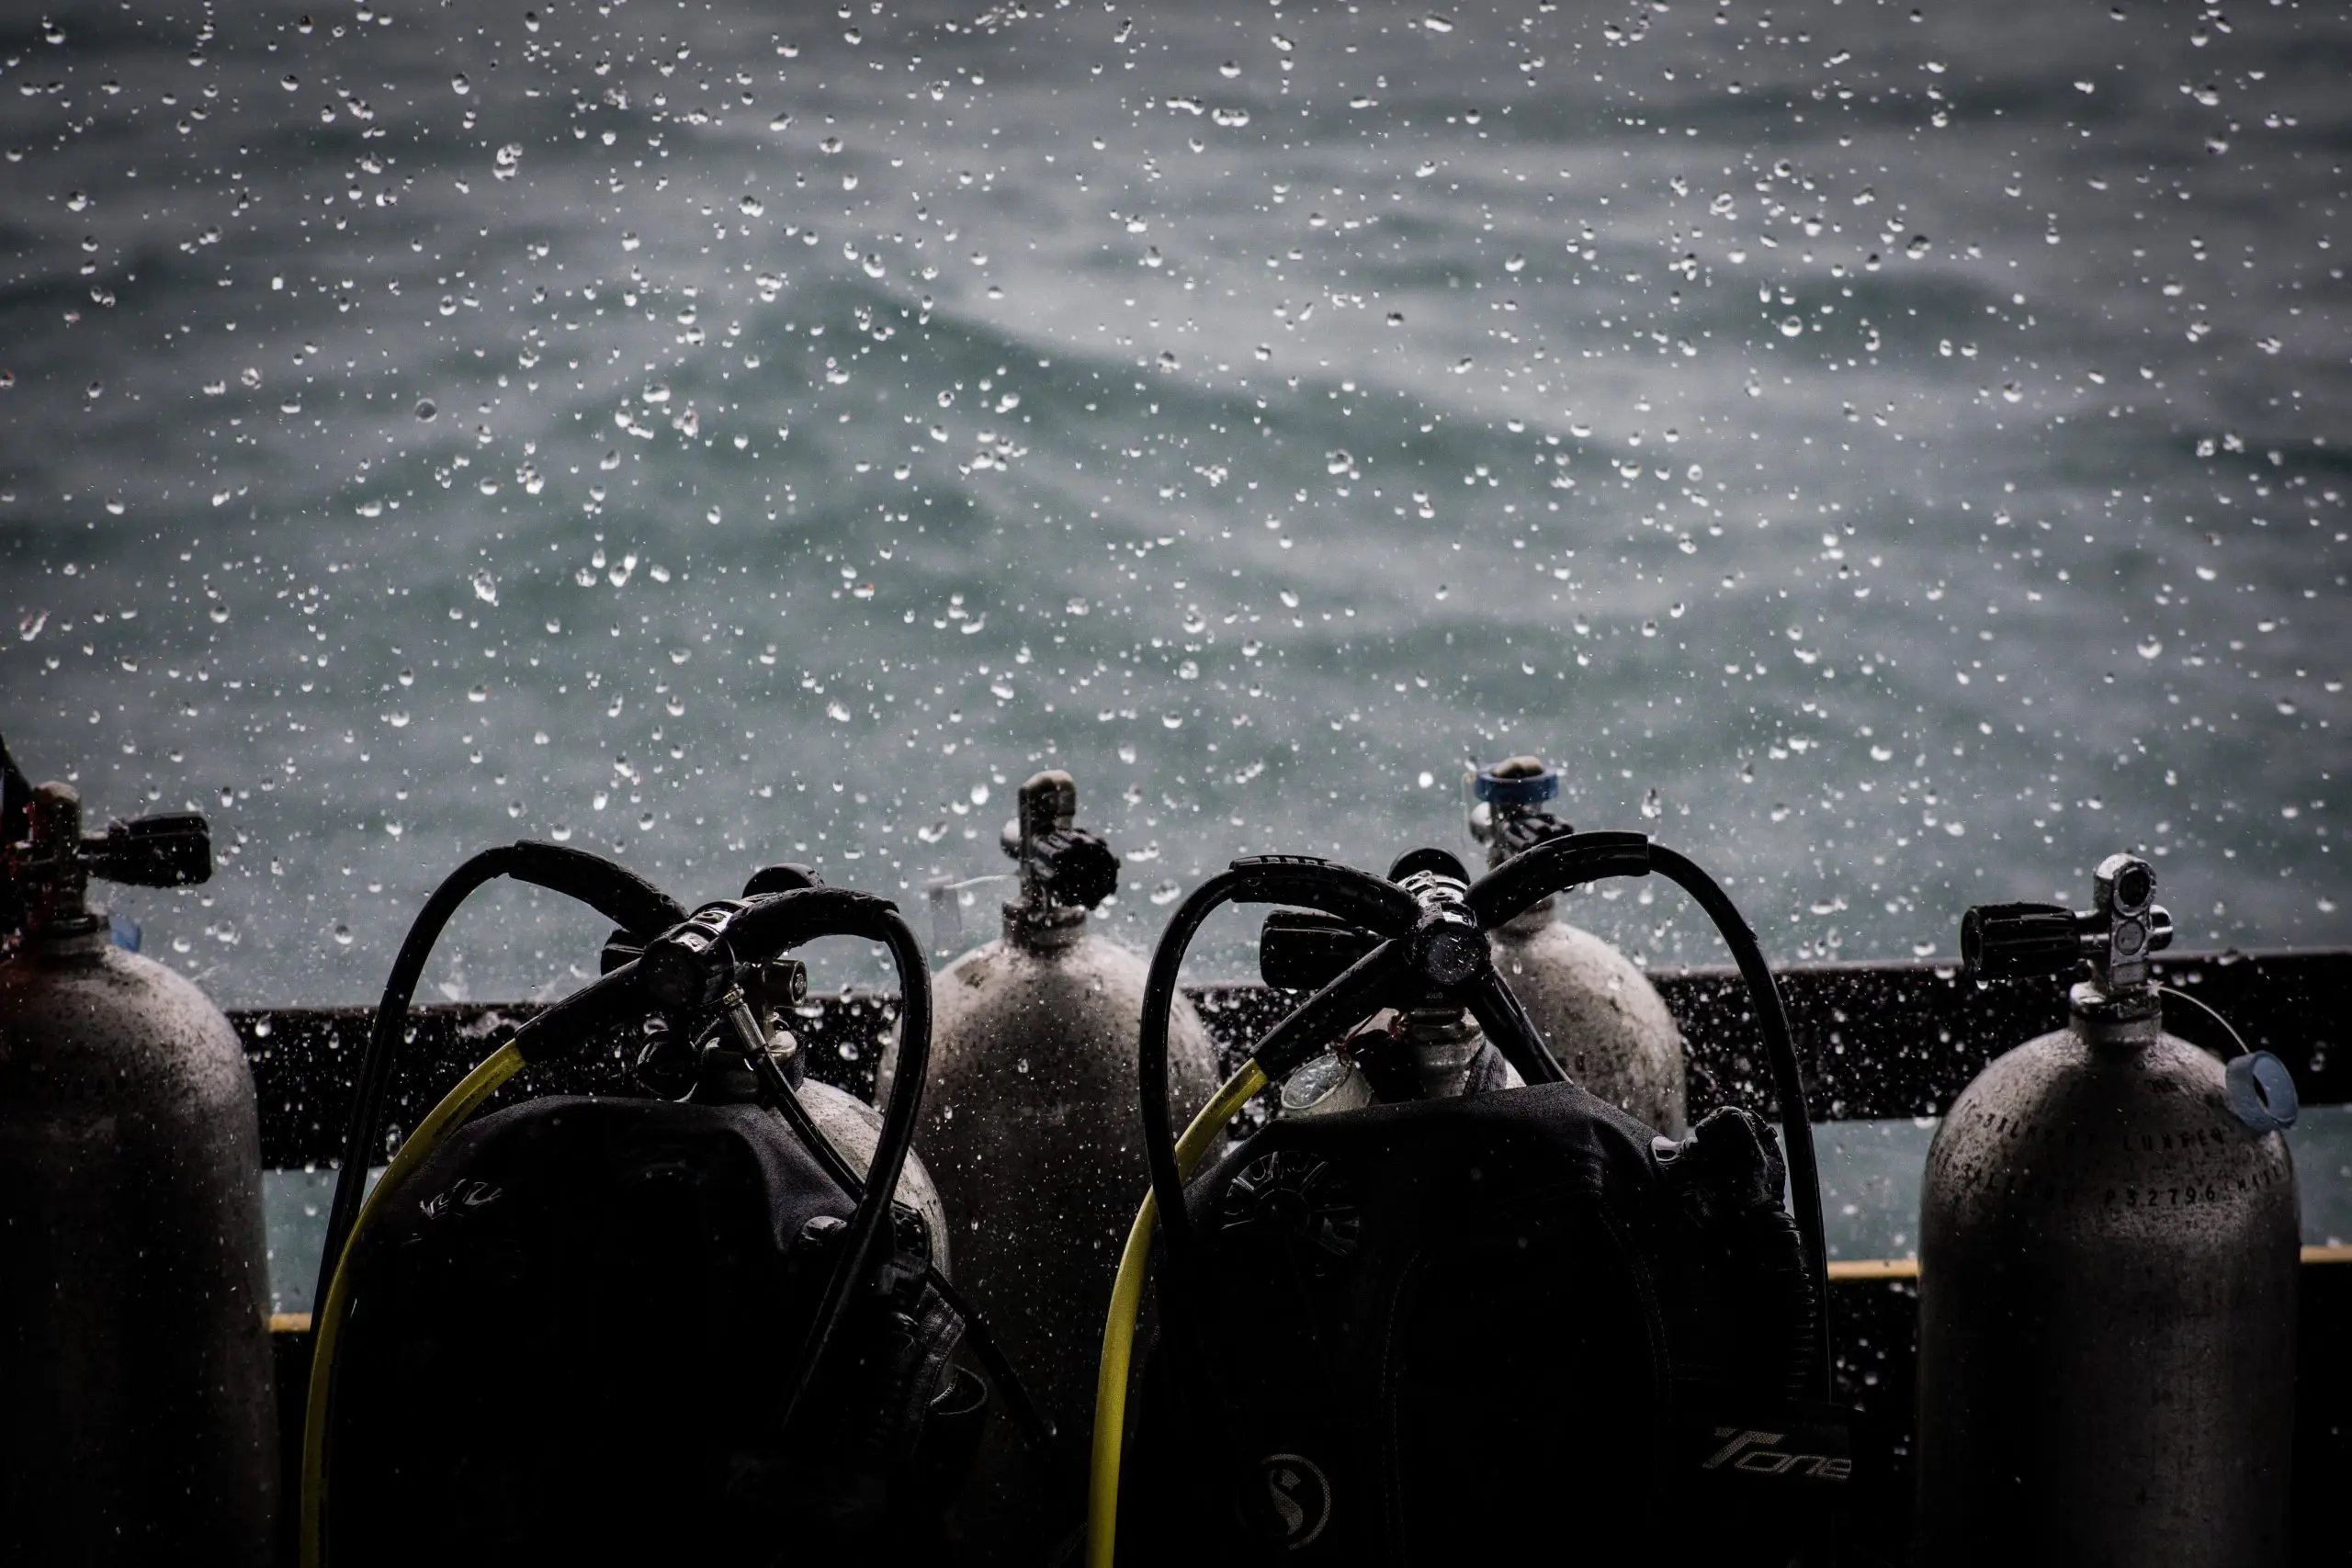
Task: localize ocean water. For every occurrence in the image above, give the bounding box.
[1,0,2346,1005]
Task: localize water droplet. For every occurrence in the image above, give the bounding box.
[333,923,353,945]
[450,73,470,95]
[1905,234,1932,259]
[1779,315,1804,338]
[470,570,498,605]
[1150,880,1183,905]
[740,194,764,216]
[2136,637,2163,660]
[1422,13,1455,32]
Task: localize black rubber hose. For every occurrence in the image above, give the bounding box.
[721,888,937,1438]
[1463,829,1652,930]
[1250,937,1414,1082]
[504,957,655,1062]
[1140,868,1297,1306]
[316,841,686,1311]
[1223,854,1422,935]
[743,1044,1057,1454]
[1639,845,1830,1401]
[1456,967,1569,1086]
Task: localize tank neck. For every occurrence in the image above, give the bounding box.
[19,783,99,937]
[1001,898,1086,955]
[2068,978,2164,1050]
[19,923,111,961]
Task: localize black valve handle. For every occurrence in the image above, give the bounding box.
[1961,902,2088,980]
[85,812,213,888]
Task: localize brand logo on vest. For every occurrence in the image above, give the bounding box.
[1701,1427,1852,1483]
[418,1178,503,1220]
[1254,1451,1333,1549]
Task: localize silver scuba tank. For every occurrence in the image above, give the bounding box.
[1917,852,2299,1567]
[1467,757,1686,1134]
[876,768,1218,1440]
[0,762,277,1563]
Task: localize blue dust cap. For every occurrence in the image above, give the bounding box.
[1472,759,1559,809]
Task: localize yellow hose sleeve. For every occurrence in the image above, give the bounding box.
[1087,1059,1270,1568]
[300,1041,527,1568]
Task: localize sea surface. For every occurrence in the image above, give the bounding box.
[1,0,2346,1005]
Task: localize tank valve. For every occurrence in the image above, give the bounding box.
[1466,756,1576,868]
[998,769,1120,946]
[1,749,214,942]
[1962,852,2173,989]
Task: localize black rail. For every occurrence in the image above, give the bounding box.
[234,948,2351,1170]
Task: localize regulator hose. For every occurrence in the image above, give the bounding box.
[314,840,686,1312]
[716,887,937,1438]
[1087,1061,1270,1568]
[1642,841,1829,1387]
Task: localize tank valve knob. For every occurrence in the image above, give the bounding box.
[1962,852,2172,987]
[84,812,213,888]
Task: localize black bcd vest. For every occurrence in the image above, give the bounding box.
[326,1095,980,1568]
[1119,1082,1850,1566]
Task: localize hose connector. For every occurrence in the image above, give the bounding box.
[639,902,743,1011]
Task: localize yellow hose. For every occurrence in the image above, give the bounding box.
[300,1041,527,1568]
[1088,1060,1270,1568]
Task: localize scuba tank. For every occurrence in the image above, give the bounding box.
[1263,848,1525,1121]
[1467,756,1686,1134]
[307,852,1046,1566]
[878,769,1219,1455]
[1091,833,1846,1568]
[0,739,277,1563]
[1918,853,2299,1567]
